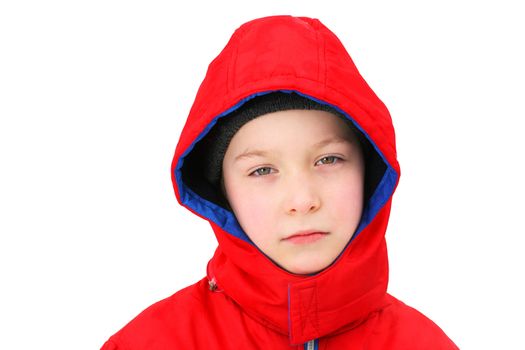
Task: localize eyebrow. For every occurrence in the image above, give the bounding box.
[233,136,351,163]
[313,136,352,148]
[234,149,270,162]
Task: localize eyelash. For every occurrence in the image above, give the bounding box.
[248,156,343,177]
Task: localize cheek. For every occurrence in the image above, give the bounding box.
[325,173,365,222]
[226,185,276,240]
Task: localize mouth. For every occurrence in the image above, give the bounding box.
[282,230,328,244]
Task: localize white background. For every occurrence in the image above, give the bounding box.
[1,1,524,349]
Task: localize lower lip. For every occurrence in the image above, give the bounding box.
[284,232,327,244]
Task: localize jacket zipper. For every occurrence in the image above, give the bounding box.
[304,339,318,350]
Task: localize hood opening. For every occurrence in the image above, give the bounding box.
[177,90,396,244]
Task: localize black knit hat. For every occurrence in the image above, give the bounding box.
[201,92,364,186]
[182,91,385,209]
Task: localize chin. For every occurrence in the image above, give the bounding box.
[284,258,331,276]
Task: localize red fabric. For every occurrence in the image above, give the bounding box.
[102,15,458,349]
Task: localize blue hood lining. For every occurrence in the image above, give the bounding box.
[175,90,398,244]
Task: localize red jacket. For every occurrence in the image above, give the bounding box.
[102,15,458,349]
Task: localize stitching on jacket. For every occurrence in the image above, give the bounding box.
[299,285,320,335]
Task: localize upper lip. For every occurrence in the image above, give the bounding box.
[282,230,328,240]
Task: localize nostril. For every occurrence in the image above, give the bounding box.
[287,202,320,215]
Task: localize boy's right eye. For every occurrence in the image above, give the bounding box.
[249,167,274,177]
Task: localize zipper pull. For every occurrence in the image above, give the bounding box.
[208,277,218,291]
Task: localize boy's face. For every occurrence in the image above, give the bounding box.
[222,109,365,275]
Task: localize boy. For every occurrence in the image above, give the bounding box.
[102,15,458,349]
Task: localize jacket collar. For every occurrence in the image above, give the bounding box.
[206,200,392,344]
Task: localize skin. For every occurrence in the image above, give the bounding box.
[222,109,365,275]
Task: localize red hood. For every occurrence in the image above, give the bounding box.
[171,15,400,345]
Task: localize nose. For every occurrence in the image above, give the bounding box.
[284,176,321,215]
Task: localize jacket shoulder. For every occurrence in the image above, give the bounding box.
[101,277,211,350]
[370,294,458,349]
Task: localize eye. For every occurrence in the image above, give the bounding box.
[315,155,342,166]
[249,167,275,177]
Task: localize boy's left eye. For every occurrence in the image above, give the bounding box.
[315,156,341,166]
